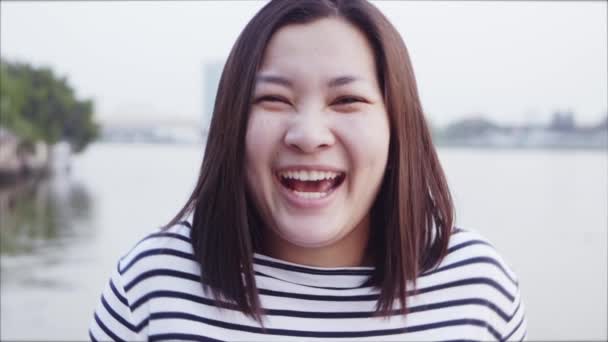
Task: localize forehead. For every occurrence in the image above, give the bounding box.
[259,18,377,82]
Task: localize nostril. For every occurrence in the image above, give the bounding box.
[285,135,334,153]
[284,121,335,153]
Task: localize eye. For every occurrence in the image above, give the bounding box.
[254,95,290,104]
[332,96,367,106]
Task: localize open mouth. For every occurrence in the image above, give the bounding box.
[276,170,346,199]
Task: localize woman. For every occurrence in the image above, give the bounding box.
[90,0,527,340]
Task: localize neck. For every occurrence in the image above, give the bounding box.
[261,216,373,268]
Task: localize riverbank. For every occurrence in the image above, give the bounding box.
[0,127,72,186]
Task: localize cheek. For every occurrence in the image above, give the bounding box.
[246,113,280,160]
[337,112,390,168]
[245,112,285,182]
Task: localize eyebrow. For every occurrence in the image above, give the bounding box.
[255,74,360,88]
[256,75,293,88]
[327,76,359,88]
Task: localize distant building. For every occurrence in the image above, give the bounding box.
[442,116,501,141]
[549,111,576,131]
[203,61,225,131]
[436,113,607,149]
[100,120,204,145]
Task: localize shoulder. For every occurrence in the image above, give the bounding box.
[119,220,193,262]
[90,222,196,341]
[430,227,521,295]
[439,227,520,283]
[421,227,527,340]
[116,221,198,286]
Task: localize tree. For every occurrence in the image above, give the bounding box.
[0,58,99,153]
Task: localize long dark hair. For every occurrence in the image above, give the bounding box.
[165,0,454,324]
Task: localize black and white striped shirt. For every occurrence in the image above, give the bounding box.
[89,222,527,341]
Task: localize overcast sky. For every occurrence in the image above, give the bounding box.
[1,1,606,127]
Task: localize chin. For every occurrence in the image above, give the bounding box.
[274,216,346,248]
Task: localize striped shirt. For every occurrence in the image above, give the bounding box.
[89,222,527,341]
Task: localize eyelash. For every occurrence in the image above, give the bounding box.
[254,95,366,106]
[332,96,366,106]
[255,95,289,104]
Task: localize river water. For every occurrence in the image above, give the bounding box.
[1,142,606,340]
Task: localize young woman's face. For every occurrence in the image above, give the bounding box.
[245,18,390,265]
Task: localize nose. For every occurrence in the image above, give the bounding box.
[284,111,335,153]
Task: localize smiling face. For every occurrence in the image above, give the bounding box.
[245,18,390,267]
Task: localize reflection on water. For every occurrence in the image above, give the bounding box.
[0,174,93,257]
[0,173,96,296]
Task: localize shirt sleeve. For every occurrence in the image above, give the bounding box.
[501,287,527,341]
[500,283,528,341]
[89,262,144,341]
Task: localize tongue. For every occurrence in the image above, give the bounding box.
[285,179,335,193]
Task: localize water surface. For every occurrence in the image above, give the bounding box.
[1,143,606,340]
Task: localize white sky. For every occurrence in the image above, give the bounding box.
[1,1,606,127]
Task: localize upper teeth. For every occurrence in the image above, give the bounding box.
[279,170,340,181]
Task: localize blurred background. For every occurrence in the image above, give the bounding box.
[0,1,606,340]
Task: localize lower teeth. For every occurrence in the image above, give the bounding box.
[293,191,328,199]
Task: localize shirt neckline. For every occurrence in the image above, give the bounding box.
[252,253,374,289]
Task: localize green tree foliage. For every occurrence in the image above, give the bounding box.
[0,58,99,153]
